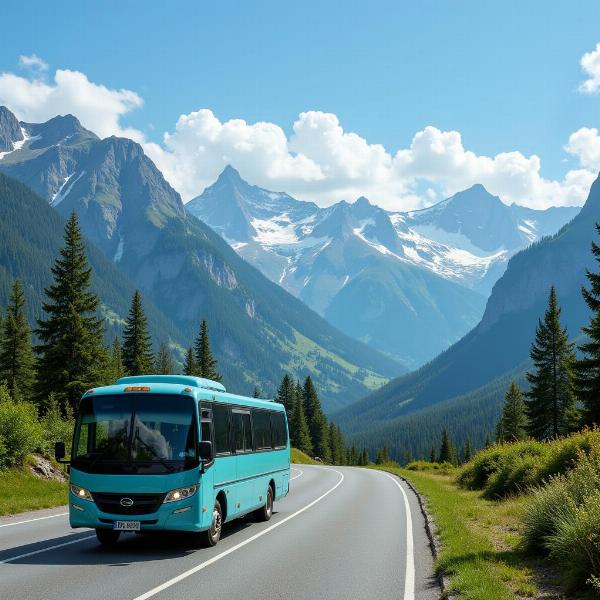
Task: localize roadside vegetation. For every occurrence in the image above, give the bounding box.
[290,448,318,464]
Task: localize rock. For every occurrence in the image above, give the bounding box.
[29,454,67,482]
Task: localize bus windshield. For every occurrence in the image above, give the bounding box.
[72,394,198,474]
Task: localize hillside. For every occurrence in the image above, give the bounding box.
[337,172,600,450]
[0,108,402,409]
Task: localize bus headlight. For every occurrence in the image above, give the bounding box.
[70,485,93,502]
[163,485,199,503]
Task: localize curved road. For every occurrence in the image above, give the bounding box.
[0,466,438,599]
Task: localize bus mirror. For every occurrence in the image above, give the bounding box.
[198,441,213,462]
[54,441,66,462]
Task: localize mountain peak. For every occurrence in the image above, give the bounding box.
[0,106,23,152]
[218,164,244,183]
[25,113,97,149]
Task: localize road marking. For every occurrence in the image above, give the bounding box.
[381,472,415,600]
[0,534,95,564]
[0,512,68,528]
[132,467,345,600]
[290,467,303,481]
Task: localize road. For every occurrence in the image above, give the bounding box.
[0,466,438,600]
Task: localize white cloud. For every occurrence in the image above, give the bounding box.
[18,54,48,75]
[0,66,144,141]
[0,58,595,211]
[579,42,600,94]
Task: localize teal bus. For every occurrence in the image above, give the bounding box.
[55,375,291,547]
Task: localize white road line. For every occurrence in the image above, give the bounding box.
[0,512,68,528]
[289,467,303,481]
[0,534,95,564]
[381,472,415,600]
[132,467,345,600]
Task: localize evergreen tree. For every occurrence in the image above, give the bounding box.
[35,212,106,411]
[463,438,473,463]
[429,445,437,463]
[289,384,312,455]
[194,320,221,381]
[0,280,35,401]
[484,435,492,448]
[275,374,295,416]
[360,448,369,466]
[154,341,174,375]
[252,386,261,398]
[183,347,198,376]
[438,430,455,464]
[576,224,600,426]
[329,422,345,465]
[348,446,358,466]
[303,376,331,462]
[106,336,126,382]
[526,287,579,439]
[122,290,154,375]
[496,381,529,442]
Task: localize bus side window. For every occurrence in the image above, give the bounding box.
[200,407,212,443]
[271,412,287,449]
[232,412,245,453]
[252,410,272,450]
[213,404,231,455]
[241,413,252,452]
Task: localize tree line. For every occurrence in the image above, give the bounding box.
[496,226,600,443]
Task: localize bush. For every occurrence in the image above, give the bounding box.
[406,460,455,474]
[0,435,7,469]
[0,392,44,468]
[39,395,74,457]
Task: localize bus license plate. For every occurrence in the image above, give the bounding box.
[114,521,140,531]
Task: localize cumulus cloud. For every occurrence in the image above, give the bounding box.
[579,42,600,94]
[0,65,144,141]
[0,57,596,210]
[18,54,48,75]
[148,110,592,210]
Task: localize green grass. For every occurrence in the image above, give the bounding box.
[372,464,555,599]
[0,466,68,516]
[290,448,319,465]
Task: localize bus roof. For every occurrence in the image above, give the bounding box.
[117,375,226,392]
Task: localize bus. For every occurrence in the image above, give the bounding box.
[54,375,291,547]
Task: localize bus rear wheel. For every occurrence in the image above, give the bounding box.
[200,499,222,547]
[254,486,273,522]
[95,528,121,546]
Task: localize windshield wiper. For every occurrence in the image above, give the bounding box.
[134,428,175,473]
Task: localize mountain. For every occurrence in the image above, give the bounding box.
[0,107,401,410]
[0,171,184,351]
[335,172,600,455]
[187,168,576,368]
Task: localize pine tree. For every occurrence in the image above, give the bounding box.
[496,381,529,442]
[360,448,369,466]
[484,435,492,448]
[275,374,295,417]
[183,347,198,376]
[122,290,154,375]
[35,212,106,411]
[429,445,437,463]
[303,376,331,462]
[463,438,473,463]
[526,287,579,439]
[194,320,221,381]
[438,430,455,464]
[252,386,261,398]
[576,225,600,426]
[348,446,358,466]
[154,341,174,375]
[106,336,126,382]
[329,422,345,465]
[0,280,36,401]
[289,384,312,455]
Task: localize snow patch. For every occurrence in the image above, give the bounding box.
[52,171,85,206]
[113,233,124,263]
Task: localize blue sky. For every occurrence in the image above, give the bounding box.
[1,1,600,209]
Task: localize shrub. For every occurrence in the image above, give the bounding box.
[0,389,44,468]
[39,395,74,457]
[406,460,454,474]
[0,435,7,469]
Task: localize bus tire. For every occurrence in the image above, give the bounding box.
[95,528,121,546]
[200,499,223,547]
[254,485,273,522]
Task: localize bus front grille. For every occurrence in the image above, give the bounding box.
[91,492,166,515]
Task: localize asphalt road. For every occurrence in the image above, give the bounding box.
[0,466,438,600]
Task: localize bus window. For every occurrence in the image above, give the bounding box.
[213,404,230,455]
[253,411,272,450]
[271,412,287,449]
[232,412,245,453]
[200,407,212,443]
[241,413,252,452]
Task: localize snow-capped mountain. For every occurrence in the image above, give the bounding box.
[186,167,578,368]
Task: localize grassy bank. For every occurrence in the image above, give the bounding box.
[373,464,559,599]
[0,465,67,516]
[290,447,319,464]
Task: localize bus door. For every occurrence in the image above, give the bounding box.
[231,409,255,513]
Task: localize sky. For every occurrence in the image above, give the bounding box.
[1,0,600,210]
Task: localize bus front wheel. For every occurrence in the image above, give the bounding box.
[254,486,273,522]
[95,528,121,546]
[200,499,223,547]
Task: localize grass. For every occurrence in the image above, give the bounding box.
[290,448,319,465]
[372,464,565,600]
[0,464,68,516]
